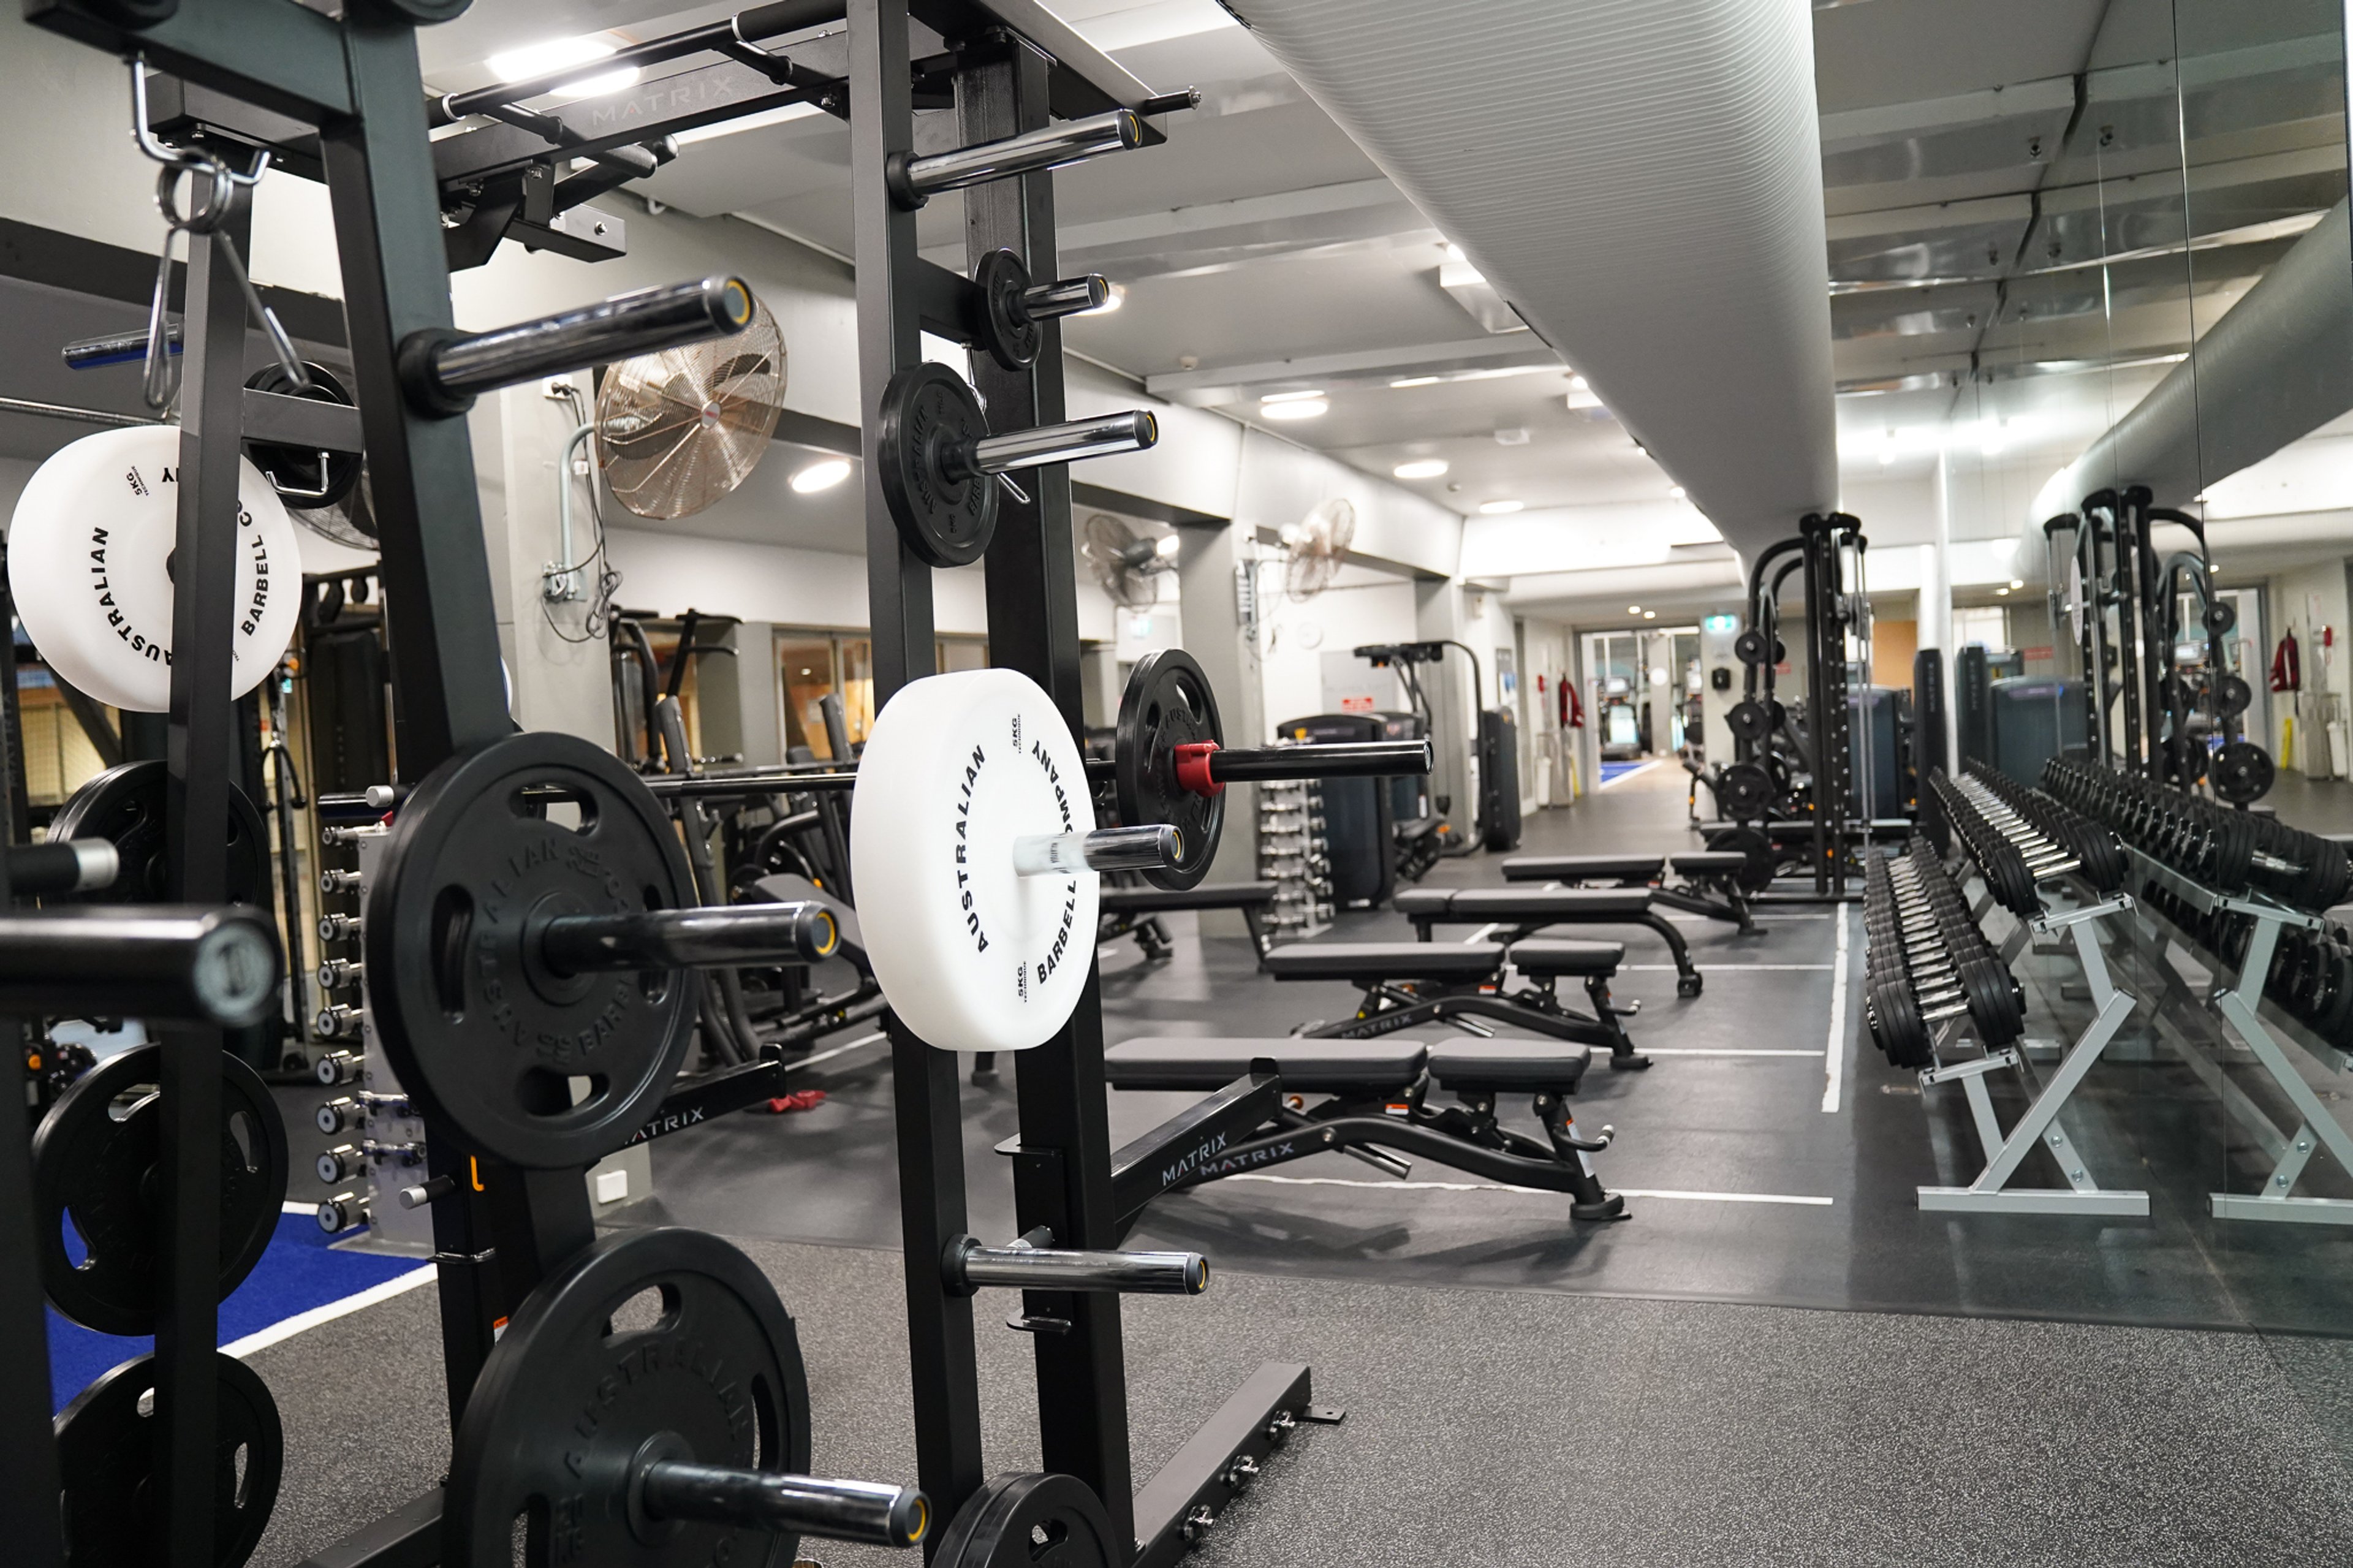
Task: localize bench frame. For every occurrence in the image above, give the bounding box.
[1297,962,1647,1069]
[1104,1061,1626,1224]
[1404,900,1705,998]
[1503,857,1756,936]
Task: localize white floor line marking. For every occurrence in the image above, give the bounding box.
[1822,903,1850,1114]
[222,1265,438,1360]
[784,1031,889,1071]
[1664,912,1833,923]
[1464,923,1500,944]
[1226,1173,1831,1206]
[1642,1048,1820,1056]
[1623,963,1832,972]
[1598,762,1661,789]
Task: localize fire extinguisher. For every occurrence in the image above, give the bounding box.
[1560,679,1583,729]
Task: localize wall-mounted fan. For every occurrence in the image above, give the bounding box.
[1281,496,1354,600]
[1081,512,1176,610]
[596,294,787,519]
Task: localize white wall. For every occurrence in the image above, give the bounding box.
[2265,556,2352,773]
[1460,501,1719,578]
[1256,574,1417,737]
[603,528,993,635]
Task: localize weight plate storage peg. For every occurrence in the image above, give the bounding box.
[7,423,301,713]
[852,668,1107,1053]
[931,1472,1120,1568]
[878,360,998,567]
[1115,647,1225,892]
[50,760,270,906]
[33,1043,287,1335]
[447,1229,819,1568]
[365,730,699,1170]
[56,1350,284,1568]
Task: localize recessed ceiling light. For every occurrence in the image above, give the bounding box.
[1996,588,2010,597]
[1569,374,1589,392]
[1643,610,1657,619]
[1393,459,1449,479]
[1627,605,1642,615]
[1390,375,1441,388]
[1259,398,1327,422]
[1669,485,1686,499]
[1260,389,1325,404]
[2009,578,2025,589]
[1479,500,1523,515]
[790,458,852,494]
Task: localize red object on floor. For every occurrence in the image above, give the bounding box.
[759,1089,827,1113]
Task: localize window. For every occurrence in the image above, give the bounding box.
[1952,607,2009,652]
[773,631,988,759]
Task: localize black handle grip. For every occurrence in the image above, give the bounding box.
[539,901,839,974]
[1209,740,1433,782]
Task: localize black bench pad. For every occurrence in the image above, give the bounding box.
[1100,881,1275,914]
[1106,1037,1428,1092]
[1501,855,1664,884]
[1396,887,1654,920]
[1670,852,1749,877]
[1263,941,1504,982]
[1507,939,1623,977]
[1428,1039,1592,1092]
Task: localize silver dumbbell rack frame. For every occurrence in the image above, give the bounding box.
[1913,849,2146,1216]
[2112,844,2353,1225]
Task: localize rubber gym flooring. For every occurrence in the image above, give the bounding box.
[240,760,2353,1564]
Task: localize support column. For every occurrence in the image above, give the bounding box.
[1175,517,1260,932]
[1416,577,1474,835]
[1927,451,1957,768]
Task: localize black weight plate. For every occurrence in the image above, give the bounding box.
[366,731,697,1169]
[56,1350,282,1568]
[2300,837,2353,913]
[2213,741,2276,805]
[50,760,268,906]
[32,1044,287,1335]
[1958,956,2021,1045]
[975,248,1041,372]
[445,1228,812,1568]
[1871,978,1930,1069]
[877,360,996,567]
[1726,700,1770,746]
[2205,600,2238,635]
[1717,762,1776,821]
[1703,825,1776,893]
[1732,627,1768,666]
[244,362,362,510]
[933,1472,1119,1568]
[2214,673,2253,718]
[1115,648,1224,892]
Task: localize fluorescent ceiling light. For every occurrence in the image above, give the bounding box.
[1390,375,1441,388]
[1438,260,1487,289]
[790,458,852,494]
[1260,399,1327,422]
[673,102,825,145]
[1479,500,1523,515]
[485,36,639,101]
[1260,388,1326,404]
[1393,459,1449,479]
[1566,388,1603,411]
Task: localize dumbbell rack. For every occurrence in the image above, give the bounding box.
[1917,873,2145,1217]
[2115,845,2353,1225]
[1257,777,1332,941]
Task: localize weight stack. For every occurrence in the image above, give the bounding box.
[1257,775,1333,940]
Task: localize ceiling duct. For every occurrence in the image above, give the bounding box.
[2028,200,2353,532]
[1222,0,1838,558]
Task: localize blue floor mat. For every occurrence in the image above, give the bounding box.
[1599,760,1652,784]
[47,1212,425,1412]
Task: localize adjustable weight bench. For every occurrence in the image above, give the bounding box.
[1261,936,1650,1069]
[1103,1036,1626,1222]
[1098,879,1277,963]
[1393,884,1706,996]
[1499,850,1756,934]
